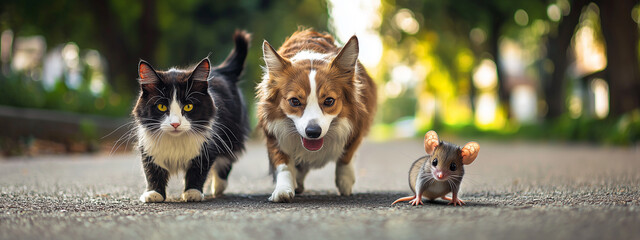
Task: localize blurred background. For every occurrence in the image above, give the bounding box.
[0,0,638,156]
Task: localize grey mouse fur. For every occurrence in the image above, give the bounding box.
[392,130,479,206]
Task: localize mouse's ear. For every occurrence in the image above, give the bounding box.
[424,130,440,155]
[461,142,480,165]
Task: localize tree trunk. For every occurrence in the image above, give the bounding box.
[139,0,159,63]
[597,0,640,116]
[84,0,159,96]
[489,15,509,110]
[84,0,136,94]
[545,0,588,119]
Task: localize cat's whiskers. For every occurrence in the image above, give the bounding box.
[146,95,168,105]
[109,120,160,155]
[211,131,237,160]
[212,122,241,143]
[154,86,166,97]
[211,125,234,148]
[186,90,205,102]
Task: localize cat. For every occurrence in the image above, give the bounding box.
[133,31,250,202]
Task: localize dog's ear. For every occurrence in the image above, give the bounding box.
[262,40,290,73]
[331,35,359,71]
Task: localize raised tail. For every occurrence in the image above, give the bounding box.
[214,30,251,80]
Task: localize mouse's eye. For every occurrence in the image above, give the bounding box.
[450,163,457,171]
[432,158,438,166]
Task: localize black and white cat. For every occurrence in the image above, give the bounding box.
[133,31,250,203]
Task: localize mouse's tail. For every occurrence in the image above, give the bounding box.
[391,195,416,205]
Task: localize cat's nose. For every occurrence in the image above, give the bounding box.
[170,122,181,129]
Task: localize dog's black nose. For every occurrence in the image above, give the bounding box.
[305,124,322,139]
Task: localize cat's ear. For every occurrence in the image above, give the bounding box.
[190,58,211,82]
[188,58,211,92]
[262,40,290,73]
[331,35,359,72]
[138,60,161,91]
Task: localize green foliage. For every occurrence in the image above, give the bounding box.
[437,112,640,145]
[0,0,329,121]
[0,71,130,117]
[0,0,638,146]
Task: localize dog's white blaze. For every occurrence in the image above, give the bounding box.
[290,50,329,63]
[286,70,337,139]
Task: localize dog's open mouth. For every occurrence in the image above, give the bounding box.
[301,137,324,152]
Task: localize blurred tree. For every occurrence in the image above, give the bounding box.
[0,0,328,101]
[547,0,640,118]
[545,0,588,119]
[381,0,547,124]
[595,0,640,116]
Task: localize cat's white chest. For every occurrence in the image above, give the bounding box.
[138,128,207,173]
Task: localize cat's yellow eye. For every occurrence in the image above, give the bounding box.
[183,104,193,112]
[157,104,167,112]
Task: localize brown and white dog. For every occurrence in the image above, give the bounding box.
[257,29,377,202]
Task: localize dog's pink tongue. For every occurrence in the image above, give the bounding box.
[301,137,324,151]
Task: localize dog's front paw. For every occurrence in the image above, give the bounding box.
[269,185,295,203]
[336,162,356,196]
[140,190,164,203]
[181,189,204,202]
[336,178,354,196]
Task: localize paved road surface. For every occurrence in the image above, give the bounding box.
[1,139,639,239]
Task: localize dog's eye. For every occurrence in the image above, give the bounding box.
[323,97,335,106]
[289,98,301,107]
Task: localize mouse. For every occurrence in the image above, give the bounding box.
[392,130,479,206]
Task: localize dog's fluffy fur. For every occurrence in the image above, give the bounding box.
[257,29,377,202]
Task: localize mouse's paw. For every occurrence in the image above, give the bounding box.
[443,196,465,206]
[409,197,424,206]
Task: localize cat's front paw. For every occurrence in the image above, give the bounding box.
[140,190,164,203]
[269,185,295,203]
[181,189,204,202]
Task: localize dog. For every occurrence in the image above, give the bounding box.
[257,29,377,202]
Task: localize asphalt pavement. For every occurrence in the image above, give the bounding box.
[1,139,639,240]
